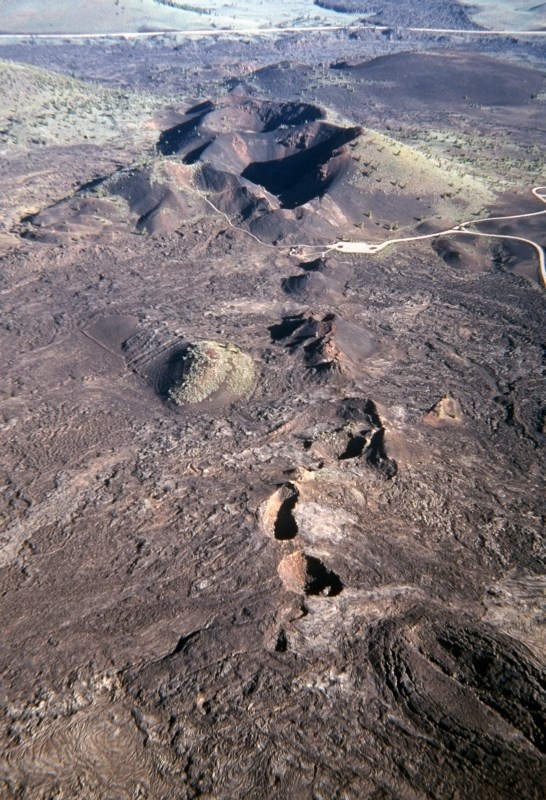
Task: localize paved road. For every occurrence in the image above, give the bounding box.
[0,25,545,40]
[331,186,546,289]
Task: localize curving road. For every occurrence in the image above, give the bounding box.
[330,186,546,289]
[193,182,546,288]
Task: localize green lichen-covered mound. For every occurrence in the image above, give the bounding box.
[168,340,255,405]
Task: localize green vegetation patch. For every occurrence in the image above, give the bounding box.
[168,340,255,405]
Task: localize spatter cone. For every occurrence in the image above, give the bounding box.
[168,340,255,405]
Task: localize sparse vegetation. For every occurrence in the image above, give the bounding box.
[0,60,163,151]
[396,125,545,190]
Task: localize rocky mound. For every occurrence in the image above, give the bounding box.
[166,340,255,405]
[141,339,255,406]
[424,392,463,426]
[301,396,399,477]
[270,311,378,376]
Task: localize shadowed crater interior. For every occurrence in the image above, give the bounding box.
[240,125,360,208]
[278,551,343,596]
[274,491,299,540]
[259,483,300,540]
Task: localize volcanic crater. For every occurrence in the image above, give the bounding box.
[21,93,489,247]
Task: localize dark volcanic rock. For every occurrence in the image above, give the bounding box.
[1,25,545,800]
[314,0,480,29]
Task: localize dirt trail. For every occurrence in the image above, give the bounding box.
[331,186,546,288]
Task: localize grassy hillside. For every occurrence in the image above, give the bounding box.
[0,60,161,150]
